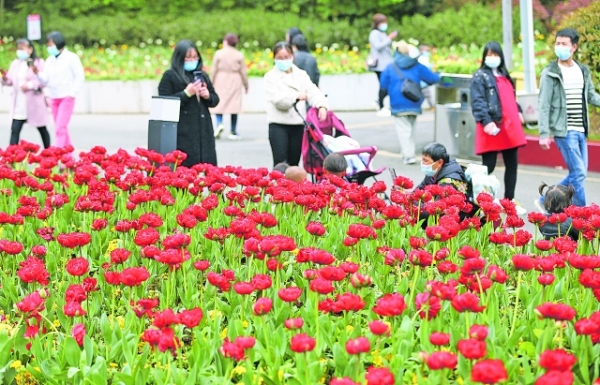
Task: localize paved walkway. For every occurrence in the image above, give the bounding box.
[1,111,599,217]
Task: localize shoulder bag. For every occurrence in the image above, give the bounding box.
[392,64,422,102]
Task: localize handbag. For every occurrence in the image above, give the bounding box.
[392,64,423,102]
[366,56,378,68]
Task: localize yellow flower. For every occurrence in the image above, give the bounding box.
[346,325,354,332]
[53,320,61,328]
[10,360,22,369]
[242,320,249,328]
[208,310,223,320]
[231,366,246,377]
[109,362,119,368]
[220,327,228,339]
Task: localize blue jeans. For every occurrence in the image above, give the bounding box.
[554,130,588,206]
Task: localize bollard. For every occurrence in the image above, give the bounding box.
[148,96,180,155]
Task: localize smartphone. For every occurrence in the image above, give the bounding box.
[26,58,34,67]
[193,70,204,85]
[389,167,397,180]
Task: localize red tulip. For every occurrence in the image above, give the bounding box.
[220,338,245,361]
[278,287,302,302]
[539,349,577,372]
[120,267,150,287]
[72,323,86,347]
[17,256,50,286]
[284,318,304,330]
[63,301,86,317]
[535,303,576,321]
[535,370,574,385]
[368,320,390,336]
[309,278,335,295]
[234,336,256,349]
[451,293,485,313]
[470,359,508,384]
[429,332,451,346]
[330,378,360,385]
[193,260,210,271]
[306,221,326,236]
[538,274,555,286]
[426,351,457,370]
[458,338,487,360]
[345,336,370,355]
[233,282,255,295]
[66,257,89,277]
[252,298,272,316]
[251,274,272,291]
[290,333,316,353]
[178,307,203,328]
[415,292,441,320]
[110,248,131,264]
[469,324,489,341]
[373,293,406,317]
[365,366,395,385]
[512,254,536,271]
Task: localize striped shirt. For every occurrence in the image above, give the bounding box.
[559,63,585,132]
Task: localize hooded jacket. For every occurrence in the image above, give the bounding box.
[380,52,440,115]
[416,158,468,194]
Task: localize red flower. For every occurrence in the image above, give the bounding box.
[579,269,600,289]
[470,359,508,384]
[278,287,302,302]
[120,267,150,287]
[426,351,457,370]
[234,336,256,350]
[574,318,600,335]
[365,366,395,385]
[17,256,50,286]
[538,274,555,286]
[91,219,109,231]
[193,260,210,271]
[512,254,536,271]
[63,301,86,317]
[487,265,508,283]
[350,272,373,288]
[252,298,272,316]
[233,282,255,295]
[131,298,160,318]
[368,320,390,336]
[82,277,99,292]
[409,250,433,267]
[309,249,336,265]
[535,371,574,385]
[251,274,272,291]
[345,336,370,355]
[469,324,488,341]
[409,236,427,249]
[415,292,441,320]
[384,248,405,265]
[309,278,335,295]
[134,227,161,246]
[104,271,121,285]
[178,307,203,328]
[330,378,360,385]
[451,293,485,313]
[372,293,406,317]
[333,292,366,312]
[2,241,24,255]
[110,248,131,264]
[458,338,487,360]
[535,240,553,251]
[16,290,46,314]
[66,257,89,277]
[290,333,316,353]
[57,232,91,248]
[306,221,326,236]
[220,338,245,361]
[65,284,87,303]
[457,245,480,259]
[72,323,86,347]
[347,223,377,239]
[429,332,451,346]
[284,318,304,330]
[539,349,577,372]
[535,303,576,321]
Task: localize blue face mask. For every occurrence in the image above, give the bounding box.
[421,51,431,58]
[378,23,388,32]
[16,50,30,61]
[421,162,437,177]
[184,60,198,72]
[274,59,293,72]
[47,45,60,57]
[555,46,572,61]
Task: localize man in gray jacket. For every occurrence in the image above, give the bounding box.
[538,28,600,207]
[291,34,320,86]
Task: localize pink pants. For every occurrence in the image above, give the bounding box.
[50,97,75,148]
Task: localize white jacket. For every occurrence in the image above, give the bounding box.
[37,48,85,98]
[264,65,328,125]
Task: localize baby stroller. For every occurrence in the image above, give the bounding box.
[295,103,386,184]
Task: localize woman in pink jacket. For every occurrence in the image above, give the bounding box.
[0,38,50,148]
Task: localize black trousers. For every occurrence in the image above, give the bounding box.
[269,123,304,167]
[11,120,51,149]
[375,71,388,109]
[481,147,519,200]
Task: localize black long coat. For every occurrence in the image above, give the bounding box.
[158,69,220,167]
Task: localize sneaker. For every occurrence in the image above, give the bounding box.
[403,157,416,165]
[214,124,224,139]
[228,133,242,140]
[533,198,547,214]
[512,200,527,216]
[371,100,381,111]
[376,108,391,117]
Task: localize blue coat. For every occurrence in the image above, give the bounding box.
[380,52,440,115]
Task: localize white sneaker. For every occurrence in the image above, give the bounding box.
[228,133,242,140]
[372,100,381,111]
[403,157,416,165]
[533,198,547,214]
[513,200,527,216]
[214,124,224,139]
[376,108,391,117]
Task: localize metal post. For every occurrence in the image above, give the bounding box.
[520,0,537,92]
[502,0,513,70]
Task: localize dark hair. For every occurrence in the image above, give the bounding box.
[479,41,515,86]
[324,153,348,174]
[539,182,574,214]
[170,40,203,84]
[291,34,309,52]
[422,142,449,164]
[224,33,238,47]
[46,31,66,50]
[556,28,579,45]
[17,38,37,60]
[372,13,387,29]
[287,27,303,43]
[273,162,290,173]
[273,42,293,57]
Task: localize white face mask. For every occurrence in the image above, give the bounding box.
[485,56,501,69]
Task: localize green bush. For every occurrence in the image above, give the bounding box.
[554,1,600,139]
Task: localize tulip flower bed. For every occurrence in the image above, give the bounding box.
[1,142,600,385]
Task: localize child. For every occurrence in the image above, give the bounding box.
[538,182,579,240]
[285,166,308,183]
[323,153,348,178]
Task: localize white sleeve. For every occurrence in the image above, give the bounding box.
[69,53,85,97]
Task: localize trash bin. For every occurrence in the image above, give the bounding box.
[434,74,478,160]
[148,96,180,155]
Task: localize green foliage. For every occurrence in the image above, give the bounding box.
[555,1,600,138]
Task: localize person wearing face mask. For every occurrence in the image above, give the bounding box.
[470,41,527,215]
[158,40,220,167]
[33,31,84,149]
[291,34,320,87]
[0,38,50,148]
[417,44,435,110]
[416,142,468,193]
[537,28,600,209]
[368,13,398,117]
[264,42,328,167]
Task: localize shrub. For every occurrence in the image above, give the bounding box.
[554,1,600,138]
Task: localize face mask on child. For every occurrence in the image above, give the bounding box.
[378,23,388,32]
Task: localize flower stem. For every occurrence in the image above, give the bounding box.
[509,271,522,339]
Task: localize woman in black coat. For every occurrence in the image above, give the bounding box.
[158,40,219,167]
